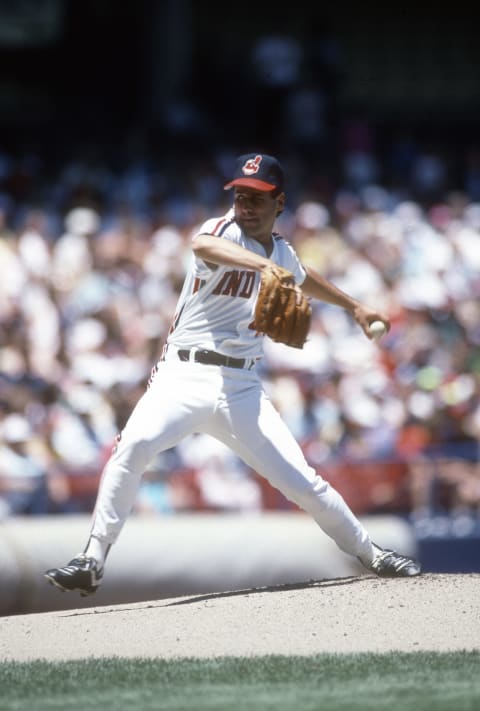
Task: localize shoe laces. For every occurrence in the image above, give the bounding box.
[372,549,410,571]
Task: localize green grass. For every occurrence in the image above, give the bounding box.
[1,651,479,711]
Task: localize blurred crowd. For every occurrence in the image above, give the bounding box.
[0,146,479,530]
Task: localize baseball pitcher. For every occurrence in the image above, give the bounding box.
[45,153,421,596]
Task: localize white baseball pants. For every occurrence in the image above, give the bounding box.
[89,356,375,566]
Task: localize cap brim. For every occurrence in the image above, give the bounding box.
[224,178,278,192]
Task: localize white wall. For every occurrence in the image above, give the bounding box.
[0,512,417,615]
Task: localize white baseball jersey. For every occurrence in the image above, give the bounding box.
[165,208,307,360]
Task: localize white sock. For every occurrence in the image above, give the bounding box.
[359,541,382,568]
[84,536,109,567]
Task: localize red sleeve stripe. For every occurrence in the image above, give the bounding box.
[210,216,234,236]
[193,277,205,293]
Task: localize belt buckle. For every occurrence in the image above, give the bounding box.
[189,347,198,363]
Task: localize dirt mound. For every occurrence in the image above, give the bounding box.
[1,573,478,662]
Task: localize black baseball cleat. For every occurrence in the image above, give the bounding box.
[44,555,103,597]
[367,546,421,578]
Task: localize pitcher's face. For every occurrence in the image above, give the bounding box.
[233,187,285,244]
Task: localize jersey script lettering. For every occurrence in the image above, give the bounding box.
[211,270,256,298]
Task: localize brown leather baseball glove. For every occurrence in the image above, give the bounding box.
[252,265,312,349]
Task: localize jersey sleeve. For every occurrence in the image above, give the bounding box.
[193,209,237,241]
[190,210,238,277]
[277,239,307,285]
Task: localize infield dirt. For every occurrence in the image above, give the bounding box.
[1,573,478,662]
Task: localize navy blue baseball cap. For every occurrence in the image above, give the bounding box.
[224,153,285,193]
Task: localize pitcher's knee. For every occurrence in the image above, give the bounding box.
[110,438,156,474]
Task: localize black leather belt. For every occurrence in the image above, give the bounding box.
[177,349,250,369]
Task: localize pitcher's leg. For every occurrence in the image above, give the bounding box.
[44,362,222,596]
[214,387,375,565]
[89,363,215,546]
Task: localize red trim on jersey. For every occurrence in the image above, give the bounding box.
[210,217,229,235]
[192,277,205,293]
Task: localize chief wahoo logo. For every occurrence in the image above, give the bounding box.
[242,155,262,175]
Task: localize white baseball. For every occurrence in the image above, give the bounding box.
[369,320,387,340]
